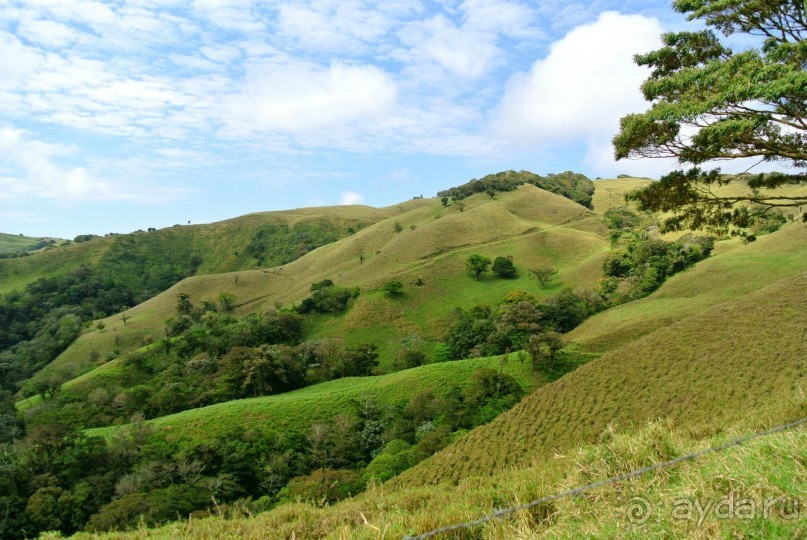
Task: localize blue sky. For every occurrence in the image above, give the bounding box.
[0,0,695,238]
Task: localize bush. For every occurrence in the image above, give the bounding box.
[381,281,404,297]
[492,256,517,278]
[295,280,359,314]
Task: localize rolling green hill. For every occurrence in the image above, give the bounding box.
[0,205,389,297]
[0,232,63,258]
[77,223,807,540]
[392,225,807,486]
[77,413,806,539]
[27,184,608,389]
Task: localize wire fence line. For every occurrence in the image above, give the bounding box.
[402,416,807,540]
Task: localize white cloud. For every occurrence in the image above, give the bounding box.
[394,0,539,81]
[0,32,43,89]
[16,19,78,48]
[492,11,662,143]
[276,1,396,54]
[398,14,502,79]
[0,126,189,202]
[340,191,364,205]
[222,61,397,136]
[192,0,265,33]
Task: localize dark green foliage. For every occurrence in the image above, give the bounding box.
[463,368,523,406]
[445,308,497,359]
[217,292,236,312]
[527,331,565,371]
[382,280,404,297]
[529,267,558,288]
[73,235,100,243]
[393,335,427,370]
[601,234,714,300]
[85,484,209,533]
[221,346,307,398]
[440,197,449,207]
[246,220,349,266]
[444,288,591,361]
[295,280,359,314]
[604,207,641,231]
[437,170,595,208]
[466,254,491,280]
[492,256,517,278]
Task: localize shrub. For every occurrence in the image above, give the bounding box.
[381,281,404,297]
[492,256,517,278]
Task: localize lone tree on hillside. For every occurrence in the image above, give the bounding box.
[530,267,558,289]
[466,254,491,280]
[492,256,517,278]
[527,331,565,371]
[613,0,807,238]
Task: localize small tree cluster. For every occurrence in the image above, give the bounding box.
[295,280,360,314]
[466,254,518,280]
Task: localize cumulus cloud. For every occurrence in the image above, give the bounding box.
[340,191,364,205]
[222,61,397,136]
[492,11,662,143]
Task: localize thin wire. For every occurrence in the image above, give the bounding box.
[403,416,807,540]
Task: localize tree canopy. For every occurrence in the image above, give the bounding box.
[613,0,807,238]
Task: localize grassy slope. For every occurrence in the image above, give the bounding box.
[85,353,540,445]
[590,177,651,214]
[0,232,46,256]
[393,253,807,486]
[568,221,807,353]
[31,185,607,388]
[77,224,807,540]
[0,205,388,297]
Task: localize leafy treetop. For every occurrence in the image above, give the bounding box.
[614,0,807,238]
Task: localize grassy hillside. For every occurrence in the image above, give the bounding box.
[590,177,652,215]
[568,221,807,353]
[85,353,539,445]
[0,205,388,297]
[15,181,807,539]
[0,232,55,256]
[72,223,807,540]
[394,263,807,486]
[32,185,607,385]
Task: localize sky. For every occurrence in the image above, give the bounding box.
[0,0,703,238]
